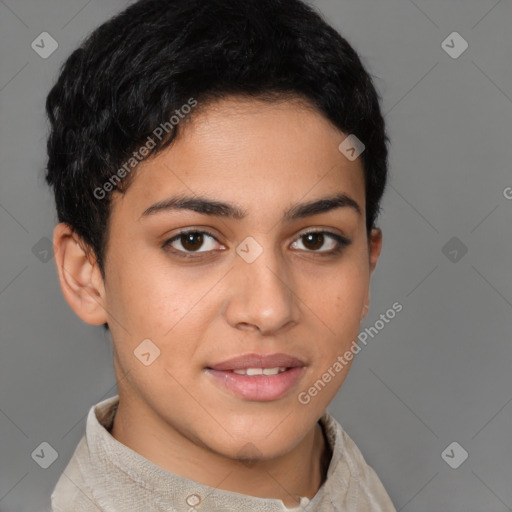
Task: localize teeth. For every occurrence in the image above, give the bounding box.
[233,367,287,376]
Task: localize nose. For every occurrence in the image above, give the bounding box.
[223,244,300,335]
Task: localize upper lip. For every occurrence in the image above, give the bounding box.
[207,353,306,371]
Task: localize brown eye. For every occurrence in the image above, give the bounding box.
[180,232,205,252]
[162,230,221,257]
[292,230,350,254]
[162,228,350,260]
[302,232,325,251]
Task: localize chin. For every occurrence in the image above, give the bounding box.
[202,427,303,463]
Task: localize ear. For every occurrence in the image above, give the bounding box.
[368,227,382,275]
[52,223,108,326]
[361,227,383,320]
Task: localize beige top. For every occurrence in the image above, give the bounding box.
[51,395,396,512]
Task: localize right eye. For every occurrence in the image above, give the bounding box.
[161,229,224,258]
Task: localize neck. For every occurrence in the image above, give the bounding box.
[110,394,330,508]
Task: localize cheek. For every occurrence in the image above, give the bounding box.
[301,264,369,366]
[105,248,181,329]
[310,261,369,321]
[106,255,219,365]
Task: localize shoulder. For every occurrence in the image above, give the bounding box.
[321,412,397,512]
[50,436,96,512]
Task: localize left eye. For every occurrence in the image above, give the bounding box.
[291,231,346,252]
[162,230,350,257]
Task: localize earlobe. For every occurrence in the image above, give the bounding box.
[361,300,370,321]
[53,223,108,326]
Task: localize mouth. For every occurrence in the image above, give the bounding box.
[205,353,306,401]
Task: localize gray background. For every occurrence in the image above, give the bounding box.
[0,0,511,511]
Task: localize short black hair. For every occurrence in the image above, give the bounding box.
[45,0,389,317]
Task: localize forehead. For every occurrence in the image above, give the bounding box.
[110,96,366,220]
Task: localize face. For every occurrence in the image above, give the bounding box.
[62,96,382,461]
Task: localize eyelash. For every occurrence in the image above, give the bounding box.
[161,229,351,260]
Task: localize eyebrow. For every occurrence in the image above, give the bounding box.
[140,192,361,221]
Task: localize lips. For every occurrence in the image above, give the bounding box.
[207,353,306,371]
[205,353,307,401]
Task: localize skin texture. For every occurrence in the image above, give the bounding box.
[53,96,382,507]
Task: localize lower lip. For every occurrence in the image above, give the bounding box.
[205,367,305,401]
